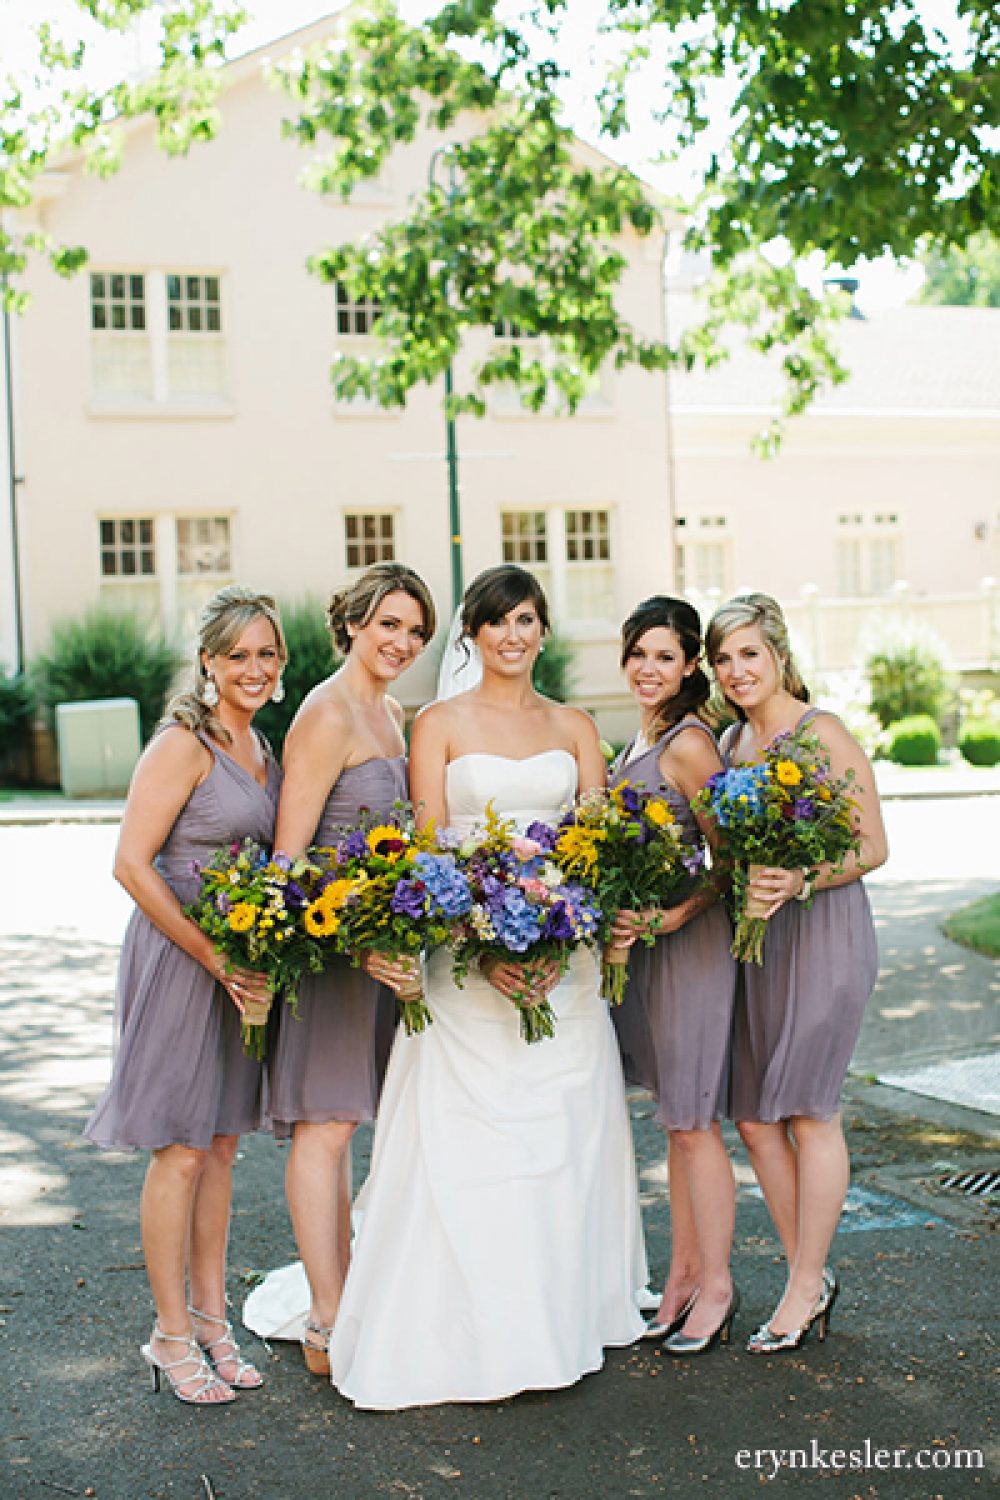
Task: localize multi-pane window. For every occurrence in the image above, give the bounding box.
[676,515,730,598]
[335,283,383,336]
[177,517,231,575]
[835,512,900,597]
[167,274,222,333]
[493,320,540,340]
[99,518,156,577]
[345,512,395,569]
[90,272,146,331]
[501,511,548,565]
[565,509,610,564]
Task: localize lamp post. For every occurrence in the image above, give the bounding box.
[428,147,464,612]
[1,271,25,676]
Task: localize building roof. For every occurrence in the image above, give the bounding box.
[666,297,1000,417]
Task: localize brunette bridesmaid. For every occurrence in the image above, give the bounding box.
[705,592,887,1353]
[267,563,436,1376]
[85,586,286,1404]
[610,596,739,1355]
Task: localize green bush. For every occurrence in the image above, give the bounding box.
[32,609,180,743]
[255,598,340,754]
[0,671,36,779]
[533,629,575,703]
[885,714,942,766]
[864,624,951,729]
[958,719,1000,767]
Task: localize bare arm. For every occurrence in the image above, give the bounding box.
[408,705,451,831]
[568,708,607,795]
[274,696,352,858]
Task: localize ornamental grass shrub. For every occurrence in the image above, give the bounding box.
[958,719,1000,767]
[533,629,576,703]
[864,623,952,729]
[255,597,340,754]
[0,671,36,780]
[885,714,942,766]
[32,608,180,743]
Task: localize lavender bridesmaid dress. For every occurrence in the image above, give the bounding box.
[85,726,280,1152]
[723,708,879,1122]
[611,720,736,1130]
[267,756,406,1136]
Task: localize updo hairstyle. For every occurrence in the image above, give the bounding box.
[166,584,287,744]
[704,591,809,719]
[620,595,710,739]
[326,563,437,656]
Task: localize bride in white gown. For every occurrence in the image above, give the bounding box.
[247,565,647,1408]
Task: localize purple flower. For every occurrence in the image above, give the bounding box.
[525,820,557,852]
[215,891,233,915]
[271,851,292,872]
[390,880,426,919]
[542,902,574,941]
[619,785,643,815]
[340,830,369,862]
[188,859,202,877]
[284,880,308,907]
[792,798,815,821]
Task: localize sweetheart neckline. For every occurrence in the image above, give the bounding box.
[447,749,577,770]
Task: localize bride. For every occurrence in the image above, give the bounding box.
[324,564,647,1409]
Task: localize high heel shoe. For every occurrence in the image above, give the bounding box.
[188,1305,263,1390]
[746,1275,839,1355]
[140,1326,236,1405]
[663,1288,740,1357]
[301,1318,334,1377]
[639,1291,699,1342]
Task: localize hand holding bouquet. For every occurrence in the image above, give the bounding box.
[554,783,706,1005]
[692,728,861,963]
[451,807,601,1043]
[186,839,325,1057]
[306,808,471,1035]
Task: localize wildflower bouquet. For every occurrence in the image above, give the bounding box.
[451,807,602,1043]
[187,839,325,1057]
[554,783,707,1005]
[692,728,861,963]
[306,808,471,1035]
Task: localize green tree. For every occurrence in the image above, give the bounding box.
[916,232,1000,308]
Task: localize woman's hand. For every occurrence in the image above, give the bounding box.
[213,961,272,1016]
[480,954,563,1004]
[745,864,806,920]
[362,951,421,995]
[611,907,689,945]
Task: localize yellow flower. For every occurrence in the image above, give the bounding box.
[366,825,408,861]
[304,899,340,938]
[775,759,803,787]
[555,824,605,877]
[228,903,256,932]
[645,798,674,828]
[320,877,364,911]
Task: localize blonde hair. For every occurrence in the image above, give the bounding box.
[165,585,287,745]
[705,592,809,718]
[326,563,436,656]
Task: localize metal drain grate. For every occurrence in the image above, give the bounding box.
[938,1170,1000,1199]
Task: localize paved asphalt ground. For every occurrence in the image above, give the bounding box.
[1,795,997,1500]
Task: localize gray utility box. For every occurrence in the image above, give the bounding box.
[55,698,141,797]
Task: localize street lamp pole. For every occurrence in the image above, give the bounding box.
[2,272,25,676]
[429,148,464,612]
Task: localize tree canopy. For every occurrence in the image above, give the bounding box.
[916,231,1000,307]
[3,1,997,441]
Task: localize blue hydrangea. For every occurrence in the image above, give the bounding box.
[411,852,473,918]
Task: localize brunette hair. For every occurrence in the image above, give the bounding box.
[165,585,287,745]
[620,595,710,739]
[704,591,809,719]
[326,563,437,656]
[460,564,551,639]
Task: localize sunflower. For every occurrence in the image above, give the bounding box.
[775,759,803,788]
[644,798,674,828]
[227,902,257,932]
[320,876,365,910]
[366,825,409,861]
[304,899,341,938]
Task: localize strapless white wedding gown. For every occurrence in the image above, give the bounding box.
[247,751,647,1410]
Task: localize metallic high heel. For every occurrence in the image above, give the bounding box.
[301,1318,333,1377]
[188,1305,263,1390]
[639,1291,698,1342]
[746,1275,839,1355]
[140,1326,236,1405]
[663,1288,740,1357]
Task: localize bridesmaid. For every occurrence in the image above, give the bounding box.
[267,562,436,1376]
[705,592,887,1353]
[609,596,739,1356]
[85,586,286,1404]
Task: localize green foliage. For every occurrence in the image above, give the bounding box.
[916,233,1000,309]
[254,598,339,755]
[864,625,951,729]
[532,629,575,703]
[32,608,180,742]
[884,715,942,767]
[957,719,1000,768]
[0,671,36,778]
[942,891,1000,960]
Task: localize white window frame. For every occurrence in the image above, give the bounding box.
[834,511,902,598]
[88,267,229,411]
[343,510,397,570]
[499,506,616,629]
[98,516,157,579]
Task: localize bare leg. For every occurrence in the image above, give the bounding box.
[670,1123,736,1340]
[338,1136,353,1284]
[651,1134,700,1326]
[286,1118,357,1332]
[764,1113,849,1335]
[140,1144,231,1403]
[186,1134,261,1387]
[737,1118,799,1265]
